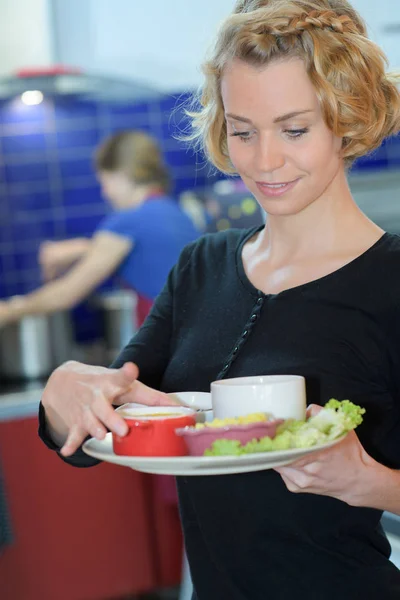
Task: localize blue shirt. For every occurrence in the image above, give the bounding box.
[97,196,201,299]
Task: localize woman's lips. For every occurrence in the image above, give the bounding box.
[256,178,300,198]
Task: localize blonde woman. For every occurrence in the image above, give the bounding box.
[39,1,400,598]
[0,131,200,327]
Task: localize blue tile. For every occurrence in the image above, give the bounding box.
[387,156,400,168]
[2,282,27,297]
[0,97,51,125]
[7,191,53,211]
[55,129,100,150]
[106,103,149,118]
[165,149,198,168]
[21,276,42,293]
[0,253,9,275]
[174,175,209,195]
[4,162,50,184]
[351,159,388,172]
[385,135,400,158]
[161,113,192,141]
[159,93,192,112]
[1,133,48,154]
[10,219,56,242]
[54,99,99,121]
[62,185,104,208]
[59,157,95,179]
[64,213,104,237]
[13,251,40,271]
[108,113,150,131]
[0,222,12,242]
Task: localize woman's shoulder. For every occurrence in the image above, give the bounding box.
[373,232,400,267]
[184,226,259,261]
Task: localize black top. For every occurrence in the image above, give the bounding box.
[39,226,400,599]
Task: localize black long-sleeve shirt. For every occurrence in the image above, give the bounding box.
[40,226,400,599]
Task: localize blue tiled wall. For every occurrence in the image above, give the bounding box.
[0,92,217,340]
[0,91,399,341]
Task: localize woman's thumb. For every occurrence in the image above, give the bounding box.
[306,403,323,418]
[118,362,139,388]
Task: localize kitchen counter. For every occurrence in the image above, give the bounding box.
[0,343,109,422]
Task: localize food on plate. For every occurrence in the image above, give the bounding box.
[194,412,271,429]
[175,413,284,456]
[203,399,365,456]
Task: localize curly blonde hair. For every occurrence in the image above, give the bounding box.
[187,0,400,172]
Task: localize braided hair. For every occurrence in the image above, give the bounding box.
[186,0,400,172]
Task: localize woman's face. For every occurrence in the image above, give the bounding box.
[221,58,344,217]
[97,170,135,209]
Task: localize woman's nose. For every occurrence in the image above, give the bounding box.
[255,138,285,174]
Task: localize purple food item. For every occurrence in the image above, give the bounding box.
[175,419,284,456]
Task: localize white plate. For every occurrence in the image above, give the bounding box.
[82,433,346,476]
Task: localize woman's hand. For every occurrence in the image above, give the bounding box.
[274,404,380,507]
[42,361,178,457]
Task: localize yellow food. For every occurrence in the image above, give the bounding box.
[195,412,269,429]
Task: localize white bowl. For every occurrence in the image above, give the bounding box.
[167,391,212,411]
[211,375,306,421]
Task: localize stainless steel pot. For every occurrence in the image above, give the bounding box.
[0,311,74,380]
[94,290,138,361]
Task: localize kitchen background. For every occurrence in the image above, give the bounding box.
[0,1,399,599]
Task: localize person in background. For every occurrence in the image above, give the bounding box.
[37,0,400,599]
[0,130,201,327]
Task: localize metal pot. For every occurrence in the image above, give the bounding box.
[0,311,74,380]
[94,290,138,362]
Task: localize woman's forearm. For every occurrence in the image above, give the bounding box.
[61,238,91,263]
[8,279,78,317]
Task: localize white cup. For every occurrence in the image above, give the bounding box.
[211,375,306,421]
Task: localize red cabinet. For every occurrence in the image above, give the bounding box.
[0,416,183,600]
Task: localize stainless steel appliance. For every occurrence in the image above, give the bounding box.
[94,290,138,362]
[0,311,74,380]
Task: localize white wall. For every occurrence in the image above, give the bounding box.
[51,0,400,91]
[351,0,400,68]
[2,1,398,90]
[0,0,53,76]
[52,0,237,91]
[90,0,236,90]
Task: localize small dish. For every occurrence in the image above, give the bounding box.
[176,419,283,456]
[113,405,196,457]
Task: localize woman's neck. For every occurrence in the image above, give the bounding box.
[128,185,165,208]
[256,169,380,264]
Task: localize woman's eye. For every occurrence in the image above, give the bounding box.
[229,131,254,142]
[285,128,309,139]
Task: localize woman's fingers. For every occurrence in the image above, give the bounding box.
[91,393,128,436]
[60,424,89,456]
[81,402,109,439]
[108,362,140,397]
[44,360,178,454]
[114,379,180,407]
